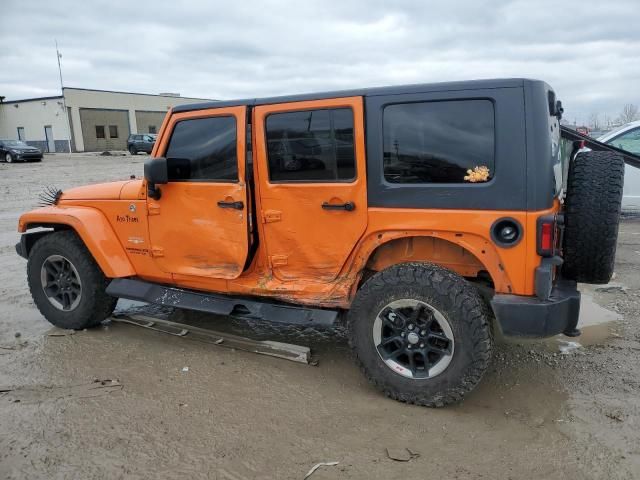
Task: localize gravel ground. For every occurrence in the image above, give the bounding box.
[0,154,638,479]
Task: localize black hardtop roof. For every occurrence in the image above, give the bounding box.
[172,78,543,113]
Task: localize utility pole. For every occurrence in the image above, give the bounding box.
[56,39,73,154]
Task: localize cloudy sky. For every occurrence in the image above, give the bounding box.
[1,0,638,126]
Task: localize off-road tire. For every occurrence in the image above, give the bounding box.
[27,231,117,329]
[129,146,137,155]
[563,151,625,284]
[348,263,492,407]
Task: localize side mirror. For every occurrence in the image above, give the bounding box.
[144,157,168,200]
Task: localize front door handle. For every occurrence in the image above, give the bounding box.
[217,200,244,210]
[322,201,355,211]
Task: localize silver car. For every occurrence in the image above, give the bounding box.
[598,121,640,211]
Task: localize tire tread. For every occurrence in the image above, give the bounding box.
[27,231,116,329]
[563,151,624,283]
[347,262,492,407]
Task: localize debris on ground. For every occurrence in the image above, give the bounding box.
[47,329,76,337]
[303,461,339,479]
[0,379,122,404]
[385,447,420,462]
[111,314,312,364]
[605,411,624,422]
[558,340,583,355]
[181,366,189,373]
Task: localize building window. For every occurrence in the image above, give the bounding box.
[383,99,495,184]
[109,125,118,138]
[265,108,356,182]
[149,125,157,134]
[96,126,105,139]
[17,127,25,141]
[165,116,237,181]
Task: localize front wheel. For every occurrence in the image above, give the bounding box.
[27,231,117,329]
[5,153,14,163]
[129,146,137,155]
[348,263,492,407]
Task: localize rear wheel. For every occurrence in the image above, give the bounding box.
[563,151,625,283]
[348,263,492,407]
[27,231,117,329]
[5,153,13,163]
[129,146,137,155]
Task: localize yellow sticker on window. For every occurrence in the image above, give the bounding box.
[464,166,491,183]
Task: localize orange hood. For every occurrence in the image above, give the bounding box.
[60,180,143,201]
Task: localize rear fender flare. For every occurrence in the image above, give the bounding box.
[18,206,135,278]
[347,231,513,296]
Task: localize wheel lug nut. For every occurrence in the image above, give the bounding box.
[407,345,412,349]
[408,324,414,331]
[420,343,424,348]
[421,330,426,336]
[401,332,405,337]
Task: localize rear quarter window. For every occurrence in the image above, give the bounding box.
[383,99,495,184]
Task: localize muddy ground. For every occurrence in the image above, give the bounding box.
[0,154,638,480]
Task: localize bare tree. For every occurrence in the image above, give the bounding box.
[604,115,612,129]
[588,113,600,130]
[617,103,639,124]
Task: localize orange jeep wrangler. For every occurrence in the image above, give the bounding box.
[17,79,626,407]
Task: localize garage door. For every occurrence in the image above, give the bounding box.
[79,108,129,152]
[135,111,167,135]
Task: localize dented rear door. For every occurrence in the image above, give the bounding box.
[253,97,368,282]
[147,106,249,279]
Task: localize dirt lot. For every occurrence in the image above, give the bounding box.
[1,154,639,479]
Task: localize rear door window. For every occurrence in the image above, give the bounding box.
[383,99,495,183]
[265,108,356,182]
[165,116,237,181]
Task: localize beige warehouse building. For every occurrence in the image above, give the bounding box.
[0,88,213,153]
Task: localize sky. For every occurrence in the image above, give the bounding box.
[1,0,639,127]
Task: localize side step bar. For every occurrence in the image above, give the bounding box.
[110,314,312,364]
[106,278,339,326]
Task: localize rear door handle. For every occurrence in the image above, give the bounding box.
[217,200,244,210]
[322,201,355,211]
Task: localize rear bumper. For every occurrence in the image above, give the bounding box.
[491,280,581,338]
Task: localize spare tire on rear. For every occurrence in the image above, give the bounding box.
[562,151,625,284]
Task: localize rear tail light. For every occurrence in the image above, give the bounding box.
[537,215,559,257]
[540,223,553,251]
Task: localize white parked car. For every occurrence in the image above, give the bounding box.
[598,121,640,212]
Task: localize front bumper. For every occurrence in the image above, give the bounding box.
[491,280,581,338]
[15,237,27,259]
[16,152,43,161]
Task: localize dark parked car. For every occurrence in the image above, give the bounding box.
[127,134,156,155]
[0,140,43,163]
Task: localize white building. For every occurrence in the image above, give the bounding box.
[0,88,213,153]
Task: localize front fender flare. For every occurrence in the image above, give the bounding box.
[18,206,135,278]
